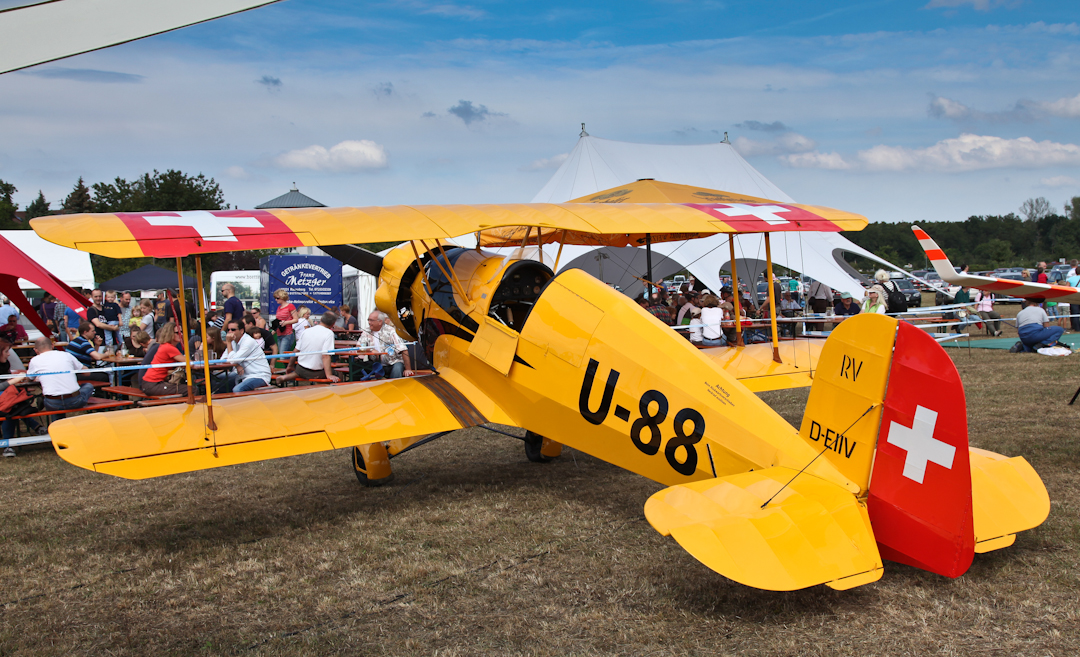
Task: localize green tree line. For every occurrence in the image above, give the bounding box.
[843,196,1080,271]
[1,171,289,284]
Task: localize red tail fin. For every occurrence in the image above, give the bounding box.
[868,321,974,577]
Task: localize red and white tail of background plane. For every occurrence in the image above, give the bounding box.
[914,225,1080,303]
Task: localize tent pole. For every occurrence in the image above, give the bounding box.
[728,236,744,347]
[175,258,195,404]
[764,233,782,364]
[646,233,653,298]
[194,257,217,432]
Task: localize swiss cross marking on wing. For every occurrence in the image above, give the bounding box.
[714,203,791,225]
[885,405,955,484]
[143,211,264,242]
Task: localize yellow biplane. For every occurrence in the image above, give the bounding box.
[29,193,1049,592]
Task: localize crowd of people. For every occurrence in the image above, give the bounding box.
[0,284,419,456]
[630,265,1075,353]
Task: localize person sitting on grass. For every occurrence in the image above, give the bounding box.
[275,312,340,385]
[139,322,189,397]
[223,320,272,393]
[1016,298,1066,352]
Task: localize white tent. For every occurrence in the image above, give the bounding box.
[2,230,95,290]
[529,133,903,298]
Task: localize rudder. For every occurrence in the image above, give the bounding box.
[800,315,976,579]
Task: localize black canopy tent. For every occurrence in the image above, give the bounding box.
[98,264,196,291]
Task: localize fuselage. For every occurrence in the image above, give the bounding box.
[376,244,859,492]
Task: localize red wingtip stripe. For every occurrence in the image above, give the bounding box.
[913,229,930,240]
[925,248,947,261]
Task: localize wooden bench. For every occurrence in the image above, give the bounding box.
[100,385,185,402]
[136,386,293,407]
[5,397,135,433]
[101,385,149,399]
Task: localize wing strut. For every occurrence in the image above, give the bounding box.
[174,258,195,404]
[728,236,745,347]
[764,233,782,364]
[194,256,218,432]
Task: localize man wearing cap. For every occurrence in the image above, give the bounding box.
[832,291,861,330]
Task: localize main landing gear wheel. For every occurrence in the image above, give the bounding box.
[352,444,395,487]
[524,431,556,463]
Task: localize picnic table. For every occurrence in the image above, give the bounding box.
[98,354,143,386]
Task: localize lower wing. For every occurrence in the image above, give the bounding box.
[703,340,824,392]
[914,225,1080,303]
[50,375,495,479]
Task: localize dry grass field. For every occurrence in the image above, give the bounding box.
[2,304,1078,656]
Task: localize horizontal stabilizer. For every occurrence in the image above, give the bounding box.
[644,468,882,591]
[970,448,1051,553]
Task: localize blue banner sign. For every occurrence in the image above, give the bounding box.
[260,255,343,316]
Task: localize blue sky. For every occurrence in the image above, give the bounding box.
[0,0,1078,225]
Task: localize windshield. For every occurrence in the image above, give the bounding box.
[894,279,915,290]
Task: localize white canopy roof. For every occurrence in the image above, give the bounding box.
[532,134,792,205]
[2,230,95,290]
[529,134,900,298]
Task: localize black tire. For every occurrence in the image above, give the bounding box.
[352,446,394,487]
[523,431,552,463]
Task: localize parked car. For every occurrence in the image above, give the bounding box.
[994,273,1026,303]
[889,276,922,308]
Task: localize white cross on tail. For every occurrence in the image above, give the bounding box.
[144,211,263,242]
[885,405,955,484]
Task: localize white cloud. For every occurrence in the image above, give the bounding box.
[929,92,1080,122]
[520,153,568,171]
[223,165,251,179]
[923,0,1018,11]
[856,134,1080,172]
[781,151,852,170]
[1040,175,1080,187]
[273,140,388,172]
[1040,92,1080,119]
[733,132,815,157]
[423,3,485,19]
[929,96,976,119]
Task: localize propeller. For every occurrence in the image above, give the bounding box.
[322,244,384,278]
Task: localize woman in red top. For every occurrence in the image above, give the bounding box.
[140,322,188,397]
[273,289,299,354]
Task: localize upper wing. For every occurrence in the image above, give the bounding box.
[49,375,498,480]
[30,202,868,259]
[914,225,1080,303]
[1,0,280,75]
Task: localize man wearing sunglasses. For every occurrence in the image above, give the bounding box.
[223,320,272,392]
